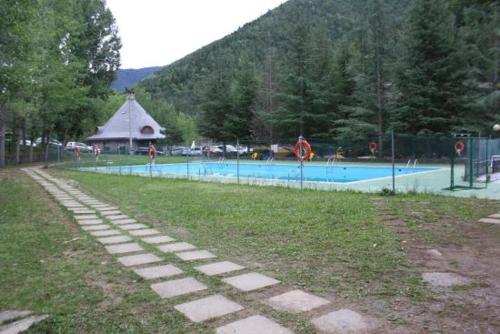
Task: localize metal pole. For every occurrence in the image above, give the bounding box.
[300,158,304,190]
[237,138,240,185]
[391,130,395,194]
[128,94,133,155]
[468,136,473,188]
[450,139,455,189]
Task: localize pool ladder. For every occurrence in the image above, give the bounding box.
[406,159,418,168]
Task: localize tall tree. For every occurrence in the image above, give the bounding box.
[393,0,468,135]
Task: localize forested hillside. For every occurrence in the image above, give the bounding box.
[140,0,499,146]
[112,67,160,92]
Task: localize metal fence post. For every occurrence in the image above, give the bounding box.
[391,130,395,194]
[300,158,304,190]
[237,138,240,185]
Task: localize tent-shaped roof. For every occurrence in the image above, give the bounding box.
[87,94,165,141]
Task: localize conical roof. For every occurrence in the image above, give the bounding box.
[87,94,165,141]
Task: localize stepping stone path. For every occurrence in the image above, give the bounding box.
[128,228,161,236]
[98,235,132,245]
[105,242,144,254]
[175,250,216,261]
[119,223,149,230]
[268,289,330,313]
[217,315,293,334]
[24,166,383,334]
[0,310,48,334]
[118,253,162,267]
[158,242,196,253]
[195,261,244,276]
[133,264,183,280]
[141,235,175,244]
[151,277,207,298]
[422,272,470,288]
[312,309,372,333]
[223,272,280,292]
[174,295,244,322]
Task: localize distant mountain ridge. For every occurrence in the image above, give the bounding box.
[112,66,160,92]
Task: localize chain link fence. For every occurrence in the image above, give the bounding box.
[40,133,500,197]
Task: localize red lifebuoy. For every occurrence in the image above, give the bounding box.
[368,142,378,153]
[148,146,157,159]
[92,144,100,156]
[455,141,465,155]
[294,138,311,161]
[75,147,81,158]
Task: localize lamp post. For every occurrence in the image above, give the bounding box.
[128,93,133,155]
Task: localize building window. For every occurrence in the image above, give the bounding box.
[141,125,154,134]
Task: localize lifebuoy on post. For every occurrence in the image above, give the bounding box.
[148,145,157,159]
[294,137,311,161]
[455,141,465,156]
[92,144,100,157]
[75,147,81,159]
[368,142,378,154]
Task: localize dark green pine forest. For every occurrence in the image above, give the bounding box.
[139,0,499,145]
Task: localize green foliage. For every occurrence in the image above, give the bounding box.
[140,0,499,142]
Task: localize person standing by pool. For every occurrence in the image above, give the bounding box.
[148,142,157,166]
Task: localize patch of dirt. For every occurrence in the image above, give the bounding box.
[372,199,500,334]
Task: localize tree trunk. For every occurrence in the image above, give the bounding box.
[0,104,6,168]
[14,128,21,164]
[29,137,34,163]
[44,133,51,168]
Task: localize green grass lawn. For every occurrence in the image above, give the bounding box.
[2,168,498,333]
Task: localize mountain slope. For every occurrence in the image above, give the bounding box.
[112,66,160,92]
[139,0,411,116]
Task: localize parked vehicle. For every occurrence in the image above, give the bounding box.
[65,142,92,152]
[35,138,63,147]
[182,146,203,156]
[170,146,187,156]
[17,140,37,147]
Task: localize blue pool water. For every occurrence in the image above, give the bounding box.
[106,162,436,183]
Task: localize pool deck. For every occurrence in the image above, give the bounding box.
[85,160,500,200]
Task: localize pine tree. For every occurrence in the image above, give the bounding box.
[393,0,468,135]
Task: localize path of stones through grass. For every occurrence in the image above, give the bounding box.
[23,166,381,333]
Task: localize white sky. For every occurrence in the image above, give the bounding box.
[106,0,287,69]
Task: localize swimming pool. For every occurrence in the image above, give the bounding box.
[105,162,436,183]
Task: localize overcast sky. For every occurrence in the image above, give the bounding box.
[106,0,287,69]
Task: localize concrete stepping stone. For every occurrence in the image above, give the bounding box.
[426,249,442,257]
[70,209,95,214]
[312,309,371,333]
[174,294,244,323]
[128,229,161,237]
[175,250,217,261]
[105,242,144,254]
[119,223,149,230]
[133,264,183,280]
[90,229,122,237]
[97,235,132,245]
[488,213,500,219]
[422,272,470,287]
[194,261,245,276]
[78,219,104,226]
[112,218,137,225]
[74,214,99,220]
[479,217,500,224]
[0,314,49,334]
[151,277,207,299]
[216,315,292,334]
[82,224,111,231]
[267,289,330,313]
[107,214,129,221]
[94,205,118,210]
[100,210,122,216]
[0,310,32,324]
[158,242,196,253]
[222,272,280,292]
[118,253,162,267]
[141,235,175,244]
